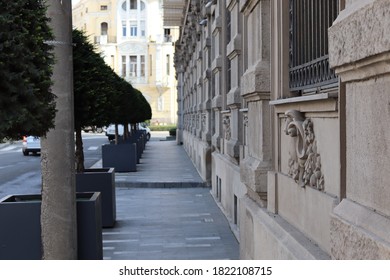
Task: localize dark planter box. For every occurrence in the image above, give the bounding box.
[102,143,137,172]
[0,192,102,260]
[76,168,116,227]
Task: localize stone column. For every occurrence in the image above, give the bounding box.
[239,0,272,200]
[328,0,390,259]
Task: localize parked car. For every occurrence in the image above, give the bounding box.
[105,123,151,141]
[22,136,41,156]
[82,126,105,133]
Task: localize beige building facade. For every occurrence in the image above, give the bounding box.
[168,0,390,259]
[73,0,179,125]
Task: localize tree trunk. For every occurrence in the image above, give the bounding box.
[40,0,77,259]
[75,127,85,173]
[115,123,119,144]
[124,123,129,141]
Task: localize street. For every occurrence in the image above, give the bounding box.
[0,133,108,198]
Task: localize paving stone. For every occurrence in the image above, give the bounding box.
[99,134,238,260]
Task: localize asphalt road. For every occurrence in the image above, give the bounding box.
[0,133,109,198]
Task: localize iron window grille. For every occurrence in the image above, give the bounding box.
[289,0,339,94]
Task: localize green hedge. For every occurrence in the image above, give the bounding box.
[149,125,176,132]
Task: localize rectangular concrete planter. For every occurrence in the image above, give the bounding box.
[102,143,137,172]
[76,168,116,227]
[0,192,102,260]
[122,138,143,163]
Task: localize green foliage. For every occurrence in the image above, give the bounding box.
[169,128,177,136]
[72,28,152,128]
[0,0,56,140]
[72,28,152,170]
[149,125,177,132]
[73,29,114,130]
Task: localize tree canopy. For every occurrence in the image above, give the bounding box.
[72,28,152,171]
[73,28,152,130]
[0,0,56,140]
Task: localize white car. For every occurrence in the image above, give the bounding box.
[22,136,41,156]
[106,123,151,141]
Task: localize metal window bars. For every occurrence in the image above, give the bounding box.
[289,0,339,93]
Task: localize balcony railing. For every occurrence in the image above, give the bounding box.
[289,0,339,93]
[94,35,117,45]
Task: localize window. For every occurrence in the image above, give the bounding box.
[164,28,171,42]
[100,5,108,11]
[234,195,238,225]
[289,0,339,93]
[140,55,145,77]
[226,9,231,44]
[122,21,127,37]
[130,0,137,10]
[140,21,146,37]
[226,59,231,92]
[225,9,232,95]
[121,1,127,11]
[166,54,170,76]
[130,21,137,37]
[101,22,108,35]
[120,1,147,39]
[130,56,137,77]
[121,56,126,77]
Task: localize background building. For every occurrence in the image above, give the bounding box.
[73,0,179,125]
[167,0,390,259]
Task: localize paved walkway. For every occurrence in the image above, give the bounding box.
[97,132,239,260]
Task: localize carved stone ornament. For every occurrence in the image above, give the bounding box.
[284,110,324,191]
[201,113,206,128]
[223,115,231,141]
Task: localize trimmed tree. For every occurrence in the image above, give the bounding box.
[0,0,56,140]
[73,29,115,172]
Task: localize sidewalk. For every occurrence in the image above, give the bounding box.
[92,132,205,188]
[99,132,239,260]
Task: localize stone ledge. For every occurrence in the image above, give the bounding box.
[331,199,390,259]
[115,182,208,188]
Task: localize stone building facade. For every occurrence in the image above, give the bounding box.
[169,0,390,259]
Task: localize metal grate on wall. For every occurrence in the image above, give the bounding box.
[289,0,339,93]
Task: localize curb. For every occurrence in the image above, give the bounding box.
[115,182,208,188]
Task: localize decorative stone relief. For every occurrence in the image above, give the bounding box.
[284,110,324,191]
[201,113,206,128]
[223,115,231,140]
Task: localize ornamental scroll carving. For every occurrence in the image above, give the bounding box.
[284,110,324,191]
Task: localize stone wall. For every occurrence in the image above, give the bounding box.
[173,0,390,260]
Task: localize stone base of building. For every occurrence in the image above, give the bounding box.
[330,199,390,259]
[239,194,330,260]
[211,151,246,240]
[183,131,212,185]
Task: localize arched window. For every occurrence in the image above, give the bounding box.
[101,22,108,35]
[119,0,147,38]
[121,1,127,11]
